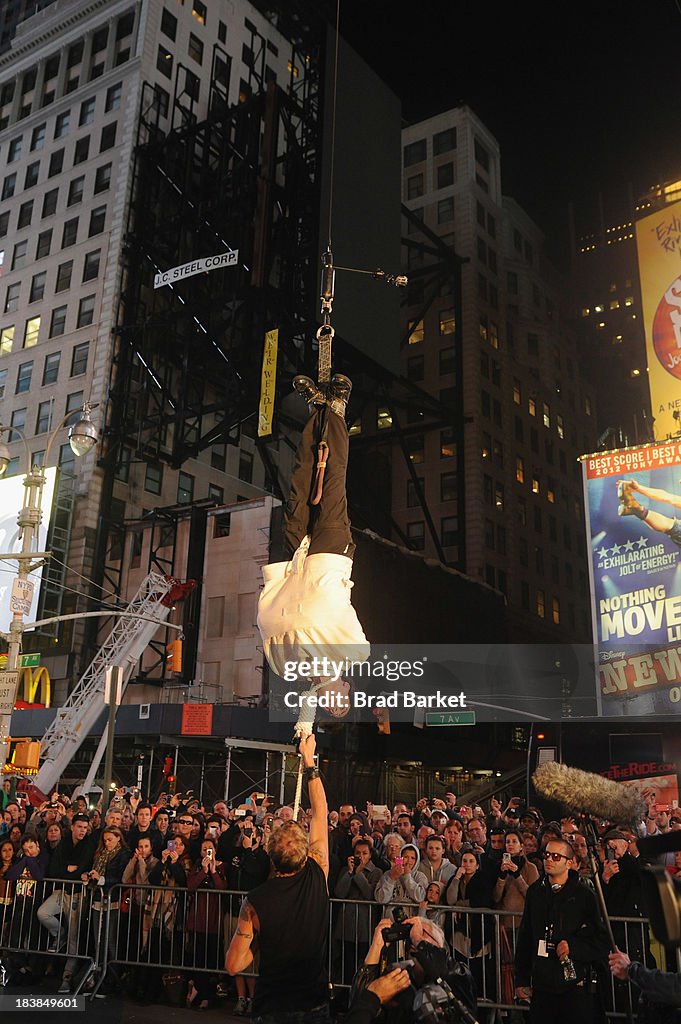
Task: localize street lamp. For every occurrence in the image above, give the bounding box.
[0,402,98,771]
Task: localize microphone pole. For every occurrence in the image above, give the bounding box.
[582,817,616,951]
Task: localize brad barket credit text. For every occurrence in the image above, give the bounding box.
[282,690,469,710]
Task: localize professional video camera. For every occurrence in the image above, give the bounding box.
[377,922,479,1024]
[634,832,681,946]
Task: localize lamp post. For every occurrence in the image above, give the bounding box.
[0,402,98,769]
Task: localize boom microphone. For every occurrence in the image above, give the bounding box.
[533,762,647,824]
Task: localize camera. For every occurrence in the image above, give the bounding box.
[353,855,360,868]
[244,827,253,838]
[382,922,412,945]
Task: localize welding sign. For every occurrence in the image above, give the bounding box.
[154,250,239,289]
[258,328,279,437]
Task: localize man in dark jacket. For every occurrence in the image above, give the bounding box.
[36,813,95,992]
[515,838,609,1023]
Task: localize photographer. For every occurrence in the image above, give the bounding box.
[347,916,477,1024]
[334,837,383,984]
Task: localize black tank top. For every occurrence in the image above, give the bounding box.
[248,857,329,1014]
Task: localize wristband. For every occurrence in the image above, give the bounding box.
[304,766,321,781]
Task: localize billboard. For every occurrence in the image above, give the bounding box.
[0,467,57,635]
[582,441,681,716]
[635,199,681,440]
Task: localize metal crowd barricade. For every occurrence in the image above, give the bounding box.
[0,880,668,1018]
[0,877,100,992]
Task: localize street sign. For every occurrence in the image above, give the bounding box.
[0,670,19,714]
[154,250,239,289]
[10,578,34,615]
[425,711,476,727]
[19,653,40,668]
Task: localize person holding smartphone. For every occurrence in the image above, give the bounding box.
[332,838,382,987]
[186,837,227,1009]
[493,830,539,927]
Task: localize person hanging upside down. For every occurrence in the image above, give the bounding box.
[617,478,681,546]
[257,372,370,713]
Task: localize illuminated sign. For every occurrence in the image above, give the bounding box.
[0,467,57,635]
[258,328,278,437]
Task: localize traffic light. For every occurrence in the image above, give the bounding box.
[374,707,391,735]
[166,639,183,673]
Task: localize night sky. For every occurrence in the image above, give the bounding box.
[338,0,681,264]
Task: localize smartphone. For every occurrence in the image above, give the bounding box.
[167,840,175,852]
[255,793,266,801]
[502,852,511,864]
[395,856,404,866]
[244,827,253,838]
[235,809,246,817]
[206,848,213,859]
[606,848,616,862]
[353,855,360,867]
[656,803,671,813]
[372,804,390,819]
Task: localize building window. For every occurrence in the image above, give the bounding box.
[79,97,96,125]
[157,45,173,77]
[42,188,58,217]
[5,283,20,312]
[543,402,551,429]
[35,400,52,434]
[440,427,456,459]
[484,518,495,549]
[88,206,106,236]
[17,200,33,229]
[177,471,194,503]
[145,463,163,495]
[71,341,89,376]
[100,122,116,152]
[161,8,178,40]
[441,516,458,546]
[439,307,456,335]
[49,305,67,337]
[16,360,33,394]
[82,249,100,282]
[0,326,14,355]
[406,477,424,507]
[36,229,52,259]
[94,163,112,194]
[436,162,455,189]
[441,472,457,502]
[406,521,425,551]
[62,217,78,247]
[67,176,84,206]
[73,136,90,164]
[23,316,40,348]
[407,174,424,199]
[405,434,424,463]
[54,110,70,138]
[404,139,426,166]
[433,127,456,154]
[2,173,16,200]
[0,212,9,237]
[42,351,60,385]
[516,456,525,484]
[238,449,253,483]
[29,272,47,303]
[439,346,456,375]
[11,407,27,433]
[48,149,64,178]
[188,33,204,64]
[437,197,454,223]
[77,294,95,328]
[56,260,73,292]
[192,1,207,24]
[408,318,424,344]
[407,354,424,381]
[474,138,490,170]
[537,590,546,618]
[105,83,122,112]
[8,136,22,162]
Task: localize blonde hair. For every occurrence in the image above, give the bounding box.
[267,821,309,873]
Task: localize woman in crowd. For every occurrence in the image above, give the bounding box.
[147,832,193,971]
[8,824,23,853]
[186,837,226,1009]
[0,837,17,944]
[5,835,49,983]
[493,829,540,1007]
[121,835,159,1003]
[44,823,63,855]
[375,842,426,918]
[446,849,495,1001]
[85,826,131,995]
[225,824,269,1015]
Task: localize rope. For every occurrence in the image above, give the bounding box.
[326,0,342,251]
[291,678,327,817]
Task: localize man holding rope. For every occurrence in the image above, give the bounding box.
[225,733,331,1023]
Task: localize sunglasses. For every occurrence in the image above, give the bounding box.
[178,819,193,825]
[543,850,571,862]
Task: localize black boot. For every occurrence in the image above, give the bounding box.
[327,373,352,417]
[292,375,325,407]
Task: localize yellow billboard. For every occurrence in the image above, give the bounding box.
[636,199,681,439]
[258,328,278,437]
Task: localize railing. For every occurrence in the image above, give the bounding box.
[0,879,664,1017]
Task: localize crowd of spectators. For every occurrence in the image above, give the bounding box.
[0,778,675,1014]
